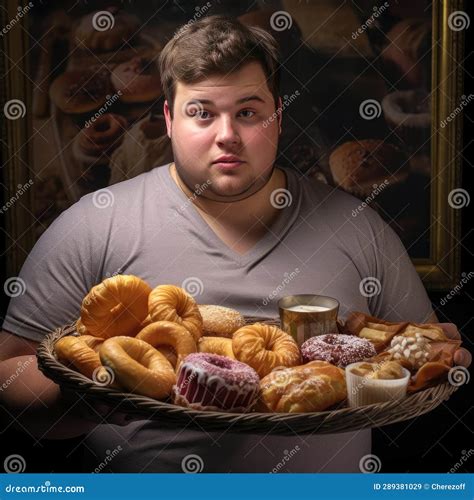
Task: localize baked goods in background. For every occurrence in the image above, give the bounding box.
[329,140,409,198]
[301,333,376,367]
[109,112,173,185]
[198,336,235,359]
[148,284,203,342]
[80,275,151,338]
[232,323,301,378]
[100,336,175,399]
[111,56,162,103]
[136,320,197,370]
[73,113,128,168]
[174,353,260,412]
[346,360,410,406]
[74,7,141,52]
[258,360,347,413]
[49,68,112,114]
[55,334,105,379]
[199,304,246,338]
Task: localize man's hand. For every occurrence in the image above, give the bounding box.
[433,323,472,368]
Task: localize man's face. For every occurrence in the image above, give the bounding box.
[164,61,281,202]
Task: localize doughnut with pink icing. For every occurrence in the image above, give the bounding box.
[173,353,259,412]
[301,334,376,368]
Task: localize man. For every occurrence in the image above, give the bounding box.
[0,16,470,472]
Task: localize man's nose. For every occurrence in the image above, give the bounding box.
[215,116,241,146]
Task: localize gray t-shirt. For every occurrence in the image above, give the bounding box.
[2,163,434,472]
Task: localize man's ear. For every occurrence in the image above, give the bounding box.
[163,100,172,138]
[277,96,283,134]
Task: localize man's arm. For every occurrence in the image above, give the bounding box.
[0,329,98,440]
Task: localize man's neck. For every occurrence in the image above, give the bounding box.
[169,163,287,231]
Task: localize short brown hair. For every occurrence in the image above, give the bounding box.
[158,15,281,117]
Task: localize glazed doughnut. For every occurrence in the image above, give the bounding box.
[232,323,301,378]
[100,336,175,399]
[301,334,376,368]
[55,334,105,379]
[198,336,235,359]
[148,285,203,342]
[198,305,245,338]
[258,361,347,413]
[174,353,260,411]
[136,320,197,370]
[81,275,152,339]
[111,57,162,103]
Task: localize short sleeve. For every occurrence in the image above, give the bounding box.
[367,212,434,323]
[1,200,100,342]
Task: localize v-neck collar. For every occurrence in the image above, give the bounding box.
[155,163,302,267]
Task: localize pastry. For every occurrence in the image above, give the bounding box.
[198,305,245,338]
[198,336,235,359]
[49,67,112,114]
[111,56,162,103]
[345,360,410,406]
[80,275,151,338]
[74,7,140,52]
[55,334,105,379]
[136,320,197,370]
[387,332,431,369]
[258,360,347,413]
[329,140,409,198]
[382,89,430,151]
[148,285,203,342]
[100,336,175,399]
[232,323,301,378]
[301,334,376,368]
[174,353,260,412]
[73,113,128,168]
[380,18,431,88]
[109,112,173,185]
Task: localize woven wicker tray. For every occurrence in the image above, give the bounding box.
[36,319,459,435]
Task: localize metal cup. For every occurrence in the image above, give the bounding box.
[278,294,340,346]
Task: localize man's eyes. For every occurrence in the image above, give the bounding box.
[192,109,256,120]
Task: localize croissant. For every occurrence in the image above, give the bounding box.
[81,275,151,338]
[258,361,347,413]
